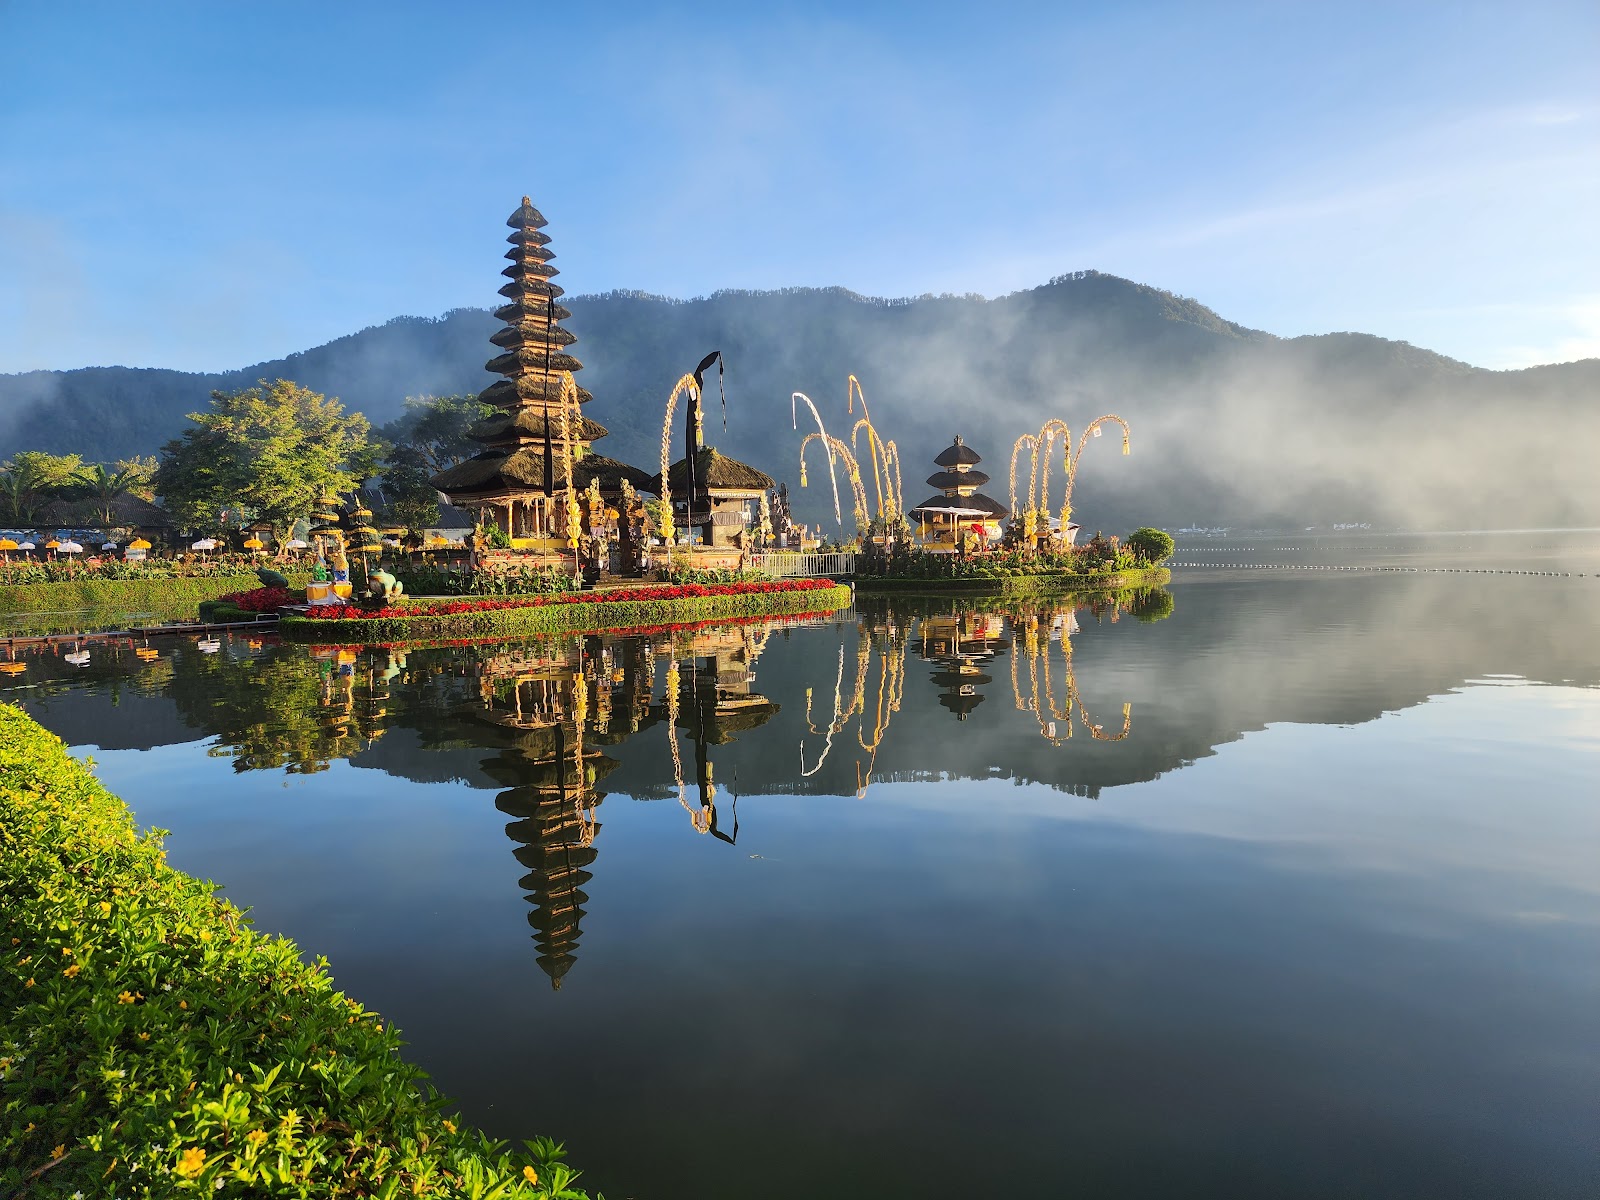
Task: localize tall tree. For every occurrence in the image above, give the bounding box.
[153,380,373,547]
[376,394,491,532]
[76,459,159,527]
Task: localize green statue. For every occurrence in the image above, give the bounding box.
[364,563,405,604]
[256,566,291,590]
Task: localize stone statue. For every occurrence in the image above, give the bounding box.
[364,562,405,604]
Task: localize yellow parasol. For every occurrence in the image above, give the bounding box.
[129,538,152,550]
[243,536,265,551]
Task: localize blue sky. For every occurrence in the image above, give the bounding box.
[1,0,1595,373]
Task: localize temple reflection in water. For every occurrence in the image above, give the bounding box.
[4,588,1164,987]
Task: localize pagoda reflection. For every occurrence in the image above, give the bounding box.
[913,610,1008,720]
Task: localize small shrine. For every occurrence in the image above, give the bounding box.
[431,197,653,547]
[907,435,1009,550]
[661,383,774,559]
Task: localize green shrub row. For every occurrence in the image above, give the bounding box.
[0,573,310,616]
[0,704,592,1199]
[279,584,854,643]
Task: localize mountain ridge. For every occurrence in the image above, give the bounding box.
[3,271,1596,529]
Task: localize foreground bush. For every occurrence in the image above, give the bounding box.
[0,573,311,617]
[0,705,594,1198]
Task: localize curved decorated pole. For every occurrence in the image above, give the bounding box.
[658,373,700,548]
[883,440,904,519]
[1009,434,1038,517]
[791,391,843,527]
[846,375,888,519]
[1034,418,1072,518]
[801,433,869,530]
[851,418,891,519]
[560,372,583,586]
[1061,415,1131,530]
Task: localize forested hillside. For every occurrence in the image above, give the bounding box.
[4,271,1597,530]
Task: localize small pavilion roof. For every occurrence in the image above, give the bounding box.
[907,492,1008,519]
[925,468,990,489]
[660,448,775,495]
[933,436,983,468]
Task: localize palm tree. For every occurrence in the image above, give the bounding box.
[77,462,155,528]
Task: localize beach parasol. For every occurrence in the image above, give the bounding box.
[129,538,152,550]
[191,538,218,552]
[285,538,309,550]
[17,541,35,551]
[58,540,84,554]
[45,538,60,551]
[243,536,265,551]
[101,541,118,551]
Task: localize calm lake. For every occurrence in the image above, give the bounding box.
[9,532,1600,1200]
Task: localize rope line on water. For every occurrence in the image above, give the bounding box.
[1168,563,1591,577]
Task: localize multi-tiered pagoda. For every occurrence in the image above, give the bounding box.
[432,197,652,537]
[907,435,1009,549]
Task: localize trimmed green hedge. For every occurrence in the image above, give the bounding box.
[0,704,592,1199]
[278,584,854,643]
[0,573,311,616]
[854,568,1170,595]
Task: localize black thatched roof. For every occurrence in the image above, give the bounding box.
[507,196,547,228]
[486,348,584,377]
[497,279,565,302]
[489,323,578,349]
[468,410,609,444]
[432,449,656,496]
[907,492,1008,519]
[933,436,983,467]
[506,228,552,248]
[504,244,554,263]
[38,494,175,529]
[661,448,775,494]
[495,300,572,324]
[501,261,560,282]
[478,377,594,408]
[925,468,990,489]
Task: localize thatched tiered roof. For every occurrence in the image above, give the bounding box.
[910,434,1008,522]
[933,436,983,468]
[661,447,775,495]
[432,196,650,506]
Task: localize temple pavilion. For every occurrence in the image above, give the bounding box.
[431,197,653,540]
[660,386,774,551]
[907,435,1009,549]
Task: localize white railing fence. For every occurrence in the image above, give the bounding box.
[747,550,857,578]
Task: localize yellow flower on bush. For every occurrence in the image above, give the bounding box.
[24,977,34,988]
[117,990,137,1004]
[62,963,81,978]
[198,929,213,942]
[100,901,112,916]
[442,1120,456,1133]
[51,1144,65,1159]
[175,1146,207,1178]
[245,1129,268,1148]
[523,1165,539,1184]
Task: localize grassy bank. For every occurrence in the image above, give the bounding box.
[854,567,1171,594]
[0,573,310,617]
[278,583,854,642]
[0,705,591,1198]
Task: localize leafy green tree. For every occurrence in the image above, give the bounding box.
[1126,527,1175,564]
[76,459,159,527]
[377,394,491,532]
[0,452,86,525]
[153,380,373,548]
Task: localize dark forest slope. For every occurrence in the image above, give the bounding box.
[3,272,1596,529]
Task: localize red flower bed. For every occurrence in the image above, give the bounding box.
[300,578,835,621]
[218,586,299,613]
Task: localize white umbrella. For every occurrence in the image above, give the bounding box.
[285,538,310,550]
[58,540,84,554]
[100,541,118,551]
[17,541,34,550]
[191,538,218,551]
[911,505,993,518]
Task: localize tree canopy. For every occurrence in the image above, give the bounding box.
[153,380,374,542]
[376,394,491,532]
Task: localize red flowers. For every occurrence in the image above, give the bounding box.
[300,578,835,621]
[218,586,298,613]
